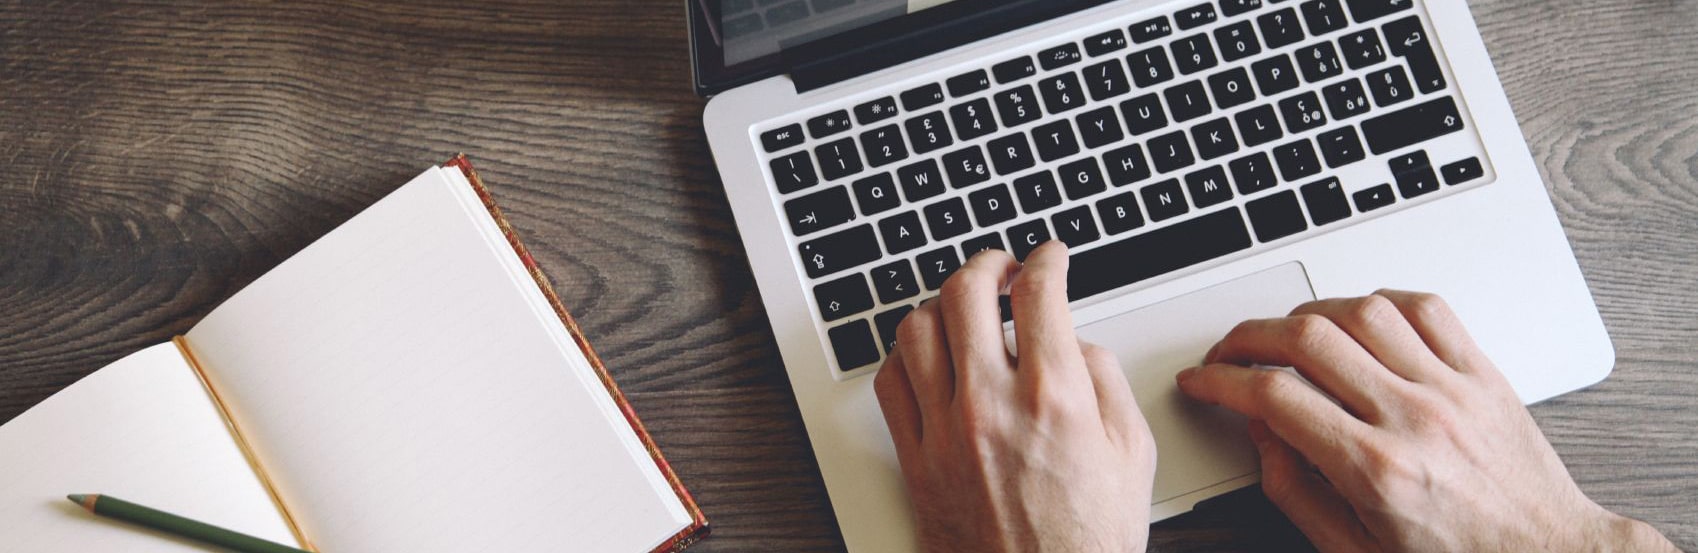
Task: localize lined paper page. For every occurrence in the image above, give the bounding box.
[185,167,690,552]
[0,343,297,552]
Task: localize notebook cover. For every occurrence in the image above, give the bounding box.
[443,155,710,553]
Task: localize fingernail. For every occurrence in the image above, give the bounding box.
[1176,367,1196,384]
[1203,343,1220,363]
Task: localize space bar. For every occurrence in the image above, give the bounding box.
[1067,208,1253,302]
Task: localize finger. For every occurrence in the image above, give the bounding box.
[896,299,955,413]
[1289,295,1450,383]
[1374,290,1495,375]
[1248,420,1377,553]
[938,249,1020,398]
[1010,242,1088,391]
[1204,316,1400,422]
[873,351,923,453]
[1177,363,1371,469]
[1079,341,1146,445]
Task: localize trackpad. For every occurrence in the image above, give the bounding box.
[1074,263,1315,508]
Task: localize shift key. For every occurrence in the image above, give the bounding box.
[799,224,881,279]
[1361,96,1464,155]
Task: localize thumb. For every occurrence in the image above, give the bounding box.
[1250,420,1378,553]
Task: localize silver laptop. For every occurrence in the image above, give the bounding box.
[692,0,1614,550]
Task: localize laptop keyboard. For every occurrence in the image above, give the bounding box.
[753,0,1495,377]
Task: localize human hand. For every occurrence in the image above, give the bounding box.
[873,242,1156,553]
[1176,291,1677,552]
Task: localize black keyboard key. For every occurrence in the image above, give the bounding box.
[1083,60,1132,101]
[1246,190,1308,242]
[961,232,1007,258]
[968,184,1018,226]
[1013,171,1064,213]
[1191,117,1240,160]
[1067,207,1253,301]
[1129,16,1174,43]
[923,197,973,240]
[947,69,992,97]
[854,96,899,125]
[1353,183,1396,212]
[799,224,880,278]
[1442,157,1484,185]
[724,13,763,39]
[915,247,962,290]
[852,172,901,215]
[1273,138,1322,181]
[1230,151,1279,195]
[808,110,853,139]
[1103,143,1153,186]
[1208,67,1257,109]
[1052,206,1102,248]
[1039,42,1084,70]
[901,83,946,111]
[767,1,811,26]
[987,133,1037,175]
[1033,120,1081,162]
[815,273,875,322]
[905,111,953,154]
[1007,219,1053,261]
[828,319,881,371]
[1384,16,1446,93]
[1165,80,1213,123]
[1173,34,1219,75]
[1128,47,1176,88]
[1345,0,1413,23]
[942,145,991,189]
[1039,72,1088,114]
[1389,149,1431,175]
[786,185,856,236]
[1367,65,1415,107]
[994,84,1043,128]
[1085,29,1129,56]
[1186,165,1235,208]
[762,124,805,153]
[1141,178,1190,222]
[897,159,946,201]
[869,259,923,301]
[1316,126,1366,168]
[993,56,1038,84]
[1257,8,1306,49]
[1058,157,1109,200]
[874,305,914,353]
[816,138,864,181]
[878,210,929,254]
[1279,91,1328,133]
[1300,0,1349,35]
[771,151,819,193]
[860,125,909,168]
[1390,150,1440,198]
[1296,42,1344,83]
[1215,21,1262,63]
[1096,192,1145,235]
[1322,78,1371,120]
[1176,3,1219,29]
[1235,104,1285,147]
[1120,93,1169,135]
[1300,177,1352,225]
[1339,29,1386,69]
[1149,131,1197,174]
[1221,0,1263,17]
[1076,106,1126,149]
[949,99,998,142]
[1252,54,1301,96]
[1361,96,1464,155]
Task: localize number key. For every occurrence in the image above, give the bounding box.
[859,125,908,168]
[994,84,1042,127]
[949,98,999,141]
[1039,72,1087,114]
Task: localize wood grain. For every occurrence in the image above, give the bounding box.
[2,0,1693,550]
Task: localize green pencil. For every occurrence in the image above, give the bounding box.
[67,493,311,553]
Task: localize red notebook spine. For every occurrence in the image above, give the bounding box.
[442,155,710,552]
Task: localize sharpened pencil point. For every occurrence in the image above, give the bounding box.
[67,494,92,511]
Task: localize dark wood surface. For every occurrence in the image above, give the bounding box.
[2,1,1693,550]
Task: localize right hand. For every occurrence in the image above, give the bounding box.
[1176,290,1677,552]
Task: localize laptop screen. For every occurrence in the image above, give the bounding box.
[717,0,959,66]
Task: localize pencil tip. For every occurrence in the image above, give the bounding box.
[67,494,86,505]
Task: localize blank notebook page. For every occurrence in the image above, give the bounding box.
[186,167,691,552]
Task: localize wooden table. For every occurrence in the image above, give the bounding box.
[3,1,1693,550]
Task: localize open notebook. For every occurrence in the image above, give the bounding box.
[0,157,708,552]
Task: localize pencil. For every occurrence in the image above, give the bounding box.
[67,493,311,553]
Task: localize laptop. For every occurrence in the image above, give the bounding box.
[692,0,1615,550]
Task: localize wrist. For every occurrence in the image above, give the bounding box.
[1578,509,1676,553]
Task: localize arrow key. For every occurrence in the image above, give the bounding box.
[814,273,875,322]
[871,260,921,303]
[784,185,856,236]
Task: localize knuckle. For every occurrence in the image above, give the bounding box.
[1080,343,1116,367]
[1356,442,1422,506]
[1286,314,1340,353]
[1249,370,1303,407]
[1022,379,1089,421]
[896,308,934,346]
[1406,292,1452,323]
[1009,271,1060,301]
[1347,295,1401,328]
